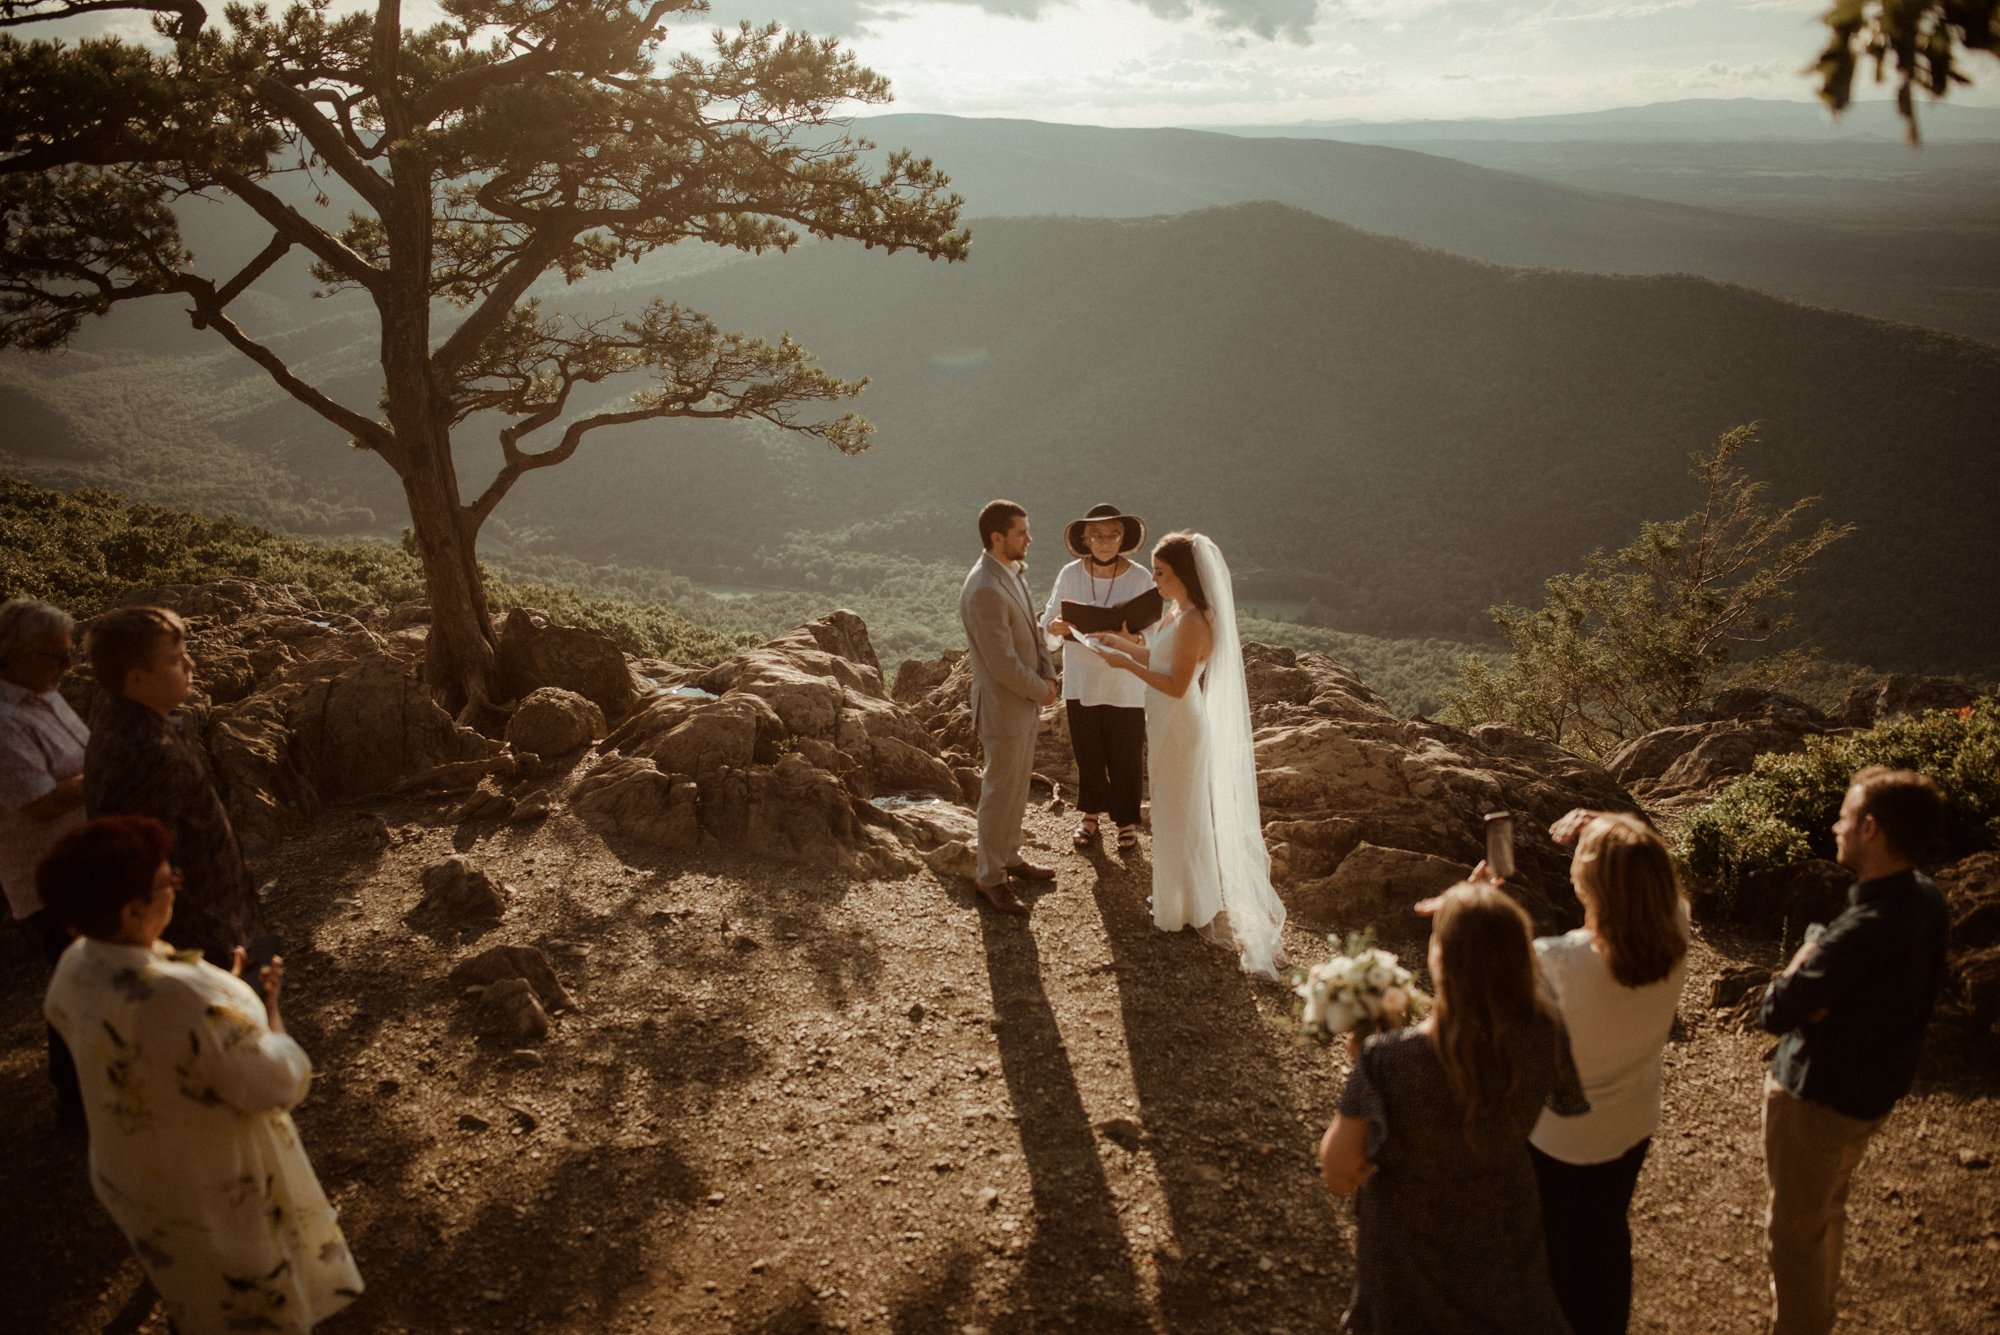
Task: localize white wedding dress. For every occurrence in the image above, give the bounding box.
[1142,535,1289,980]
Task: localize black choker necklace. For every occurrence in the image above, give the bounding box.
[1087,555,1120,571]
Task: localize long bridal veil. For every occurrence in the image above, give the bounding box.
[1191,534,1288,980]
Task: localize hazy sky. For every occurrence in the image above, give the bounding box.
[62,0,2000,126]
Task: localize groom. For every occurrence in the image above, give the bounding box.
[960,499,1059,914]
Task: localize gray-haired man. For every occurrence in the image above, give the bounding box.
[0,597,88,1125]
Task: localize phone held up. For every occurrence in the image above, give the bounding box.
[1483,811,1516,882]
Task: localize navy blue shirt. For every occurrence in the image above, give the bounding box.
[1759,869,1949,1122]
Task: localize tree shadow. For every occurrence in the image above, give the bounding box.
[976,908,1150,1332]
[1083,869,1350,1331]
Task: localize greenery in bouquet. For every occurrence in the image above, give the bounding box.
[1292,930,1430,1046]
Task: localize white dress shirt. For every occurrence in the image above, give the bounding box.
[0,677,88,918]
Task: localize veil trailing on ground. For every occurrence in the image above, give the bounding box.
[1191,534,1288,980]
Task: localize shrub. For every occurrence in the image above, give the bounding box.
[1679,693,2000,903]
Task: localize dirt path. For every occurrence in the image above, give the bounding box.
[5,802,1997,1332]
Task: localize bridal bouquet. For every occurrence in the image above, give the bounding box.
[1292,930,1428,1045]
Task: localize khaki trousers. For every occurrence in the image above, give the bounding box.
[1763,1076,1887,1335]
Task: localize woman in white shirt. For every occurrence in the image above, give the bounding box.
[1042,504,1154,852]
[1531,810,1691,1335]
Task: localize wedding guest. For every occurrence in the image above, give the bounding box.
[0,597,90,1125]
[1530,811,1690,1335]
[1319,881,1586,1333]
[1042,503,1153,852]
[40,816,362,1333]
[84,606,265,965]
[1759,767,1948,1335]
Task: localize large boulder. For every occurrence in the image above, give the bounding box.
[498,607,641,722]
[575,612,947,875]
[1940,851,2000,1034]
[1603,689,1829,819]
[571,757,702,851]
[289,652,495,802]
[1839,674,1984,729]
[203,694,321,856]
[504,687,605,759]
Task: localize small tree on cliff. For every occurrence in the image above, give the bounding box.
[1441,425,1854,757]
[0,0,968,715]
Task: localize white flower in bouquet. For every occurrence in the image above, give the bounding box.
[1291,930,1430,1047]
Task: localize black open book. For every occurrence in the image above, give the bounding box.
[1060,588,1164,635]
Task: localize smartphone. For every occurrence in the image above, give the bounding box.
[1484,812,1516,881]
[243,934,281,989]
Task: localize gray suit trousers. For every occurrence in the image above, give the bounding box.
[975,712,1038,888]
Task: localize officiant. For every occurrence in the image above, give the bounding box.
[1043,503,1156,853]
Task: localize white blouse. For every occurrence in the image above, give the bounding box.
[1041,557,1154,709]
[1530,901,1691,1165]
[45,938,362,1333]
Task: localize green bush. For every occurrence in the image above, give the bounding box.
[1679,692,2000,901]
[0,477,755,668]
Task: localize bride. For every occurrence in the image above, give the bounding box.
[1090,532,1288,979]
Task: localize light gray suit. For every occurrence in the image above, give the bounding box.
[959,551,1057,888]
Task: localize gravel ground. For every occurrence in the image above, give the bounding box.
[4,799,1997,1333]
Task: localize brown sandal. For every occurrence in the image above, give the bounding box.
[1116,823,1140,851]
[1073,815,1101,850]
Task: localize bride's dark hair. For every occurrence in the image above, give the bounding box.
[1152,533,1209,611]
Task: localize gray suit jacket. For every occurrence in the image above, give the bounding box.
[960,552,1056,735]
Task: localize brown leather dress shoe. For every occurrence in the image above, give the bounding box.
[1005,859,1056,881]
[976,880,1030,914]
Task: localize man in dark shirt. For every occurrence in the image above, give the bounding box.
[1758,766,1948,1335]
[82,606,264,965]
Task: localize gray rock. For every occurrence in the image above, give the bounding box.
[1288,843,1468,931]
[1839,674,1983,729]
[504,686,606,759]
[498,607,640,722]
[289,652,495,802]
[450,944,576,1011]
[571,757,701,850]
[414,855,507,923]
[476,978,551,1044]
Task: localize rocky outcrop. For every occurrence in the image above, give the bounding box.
[1603,689,1829,818]
[890,648,1074,794]
[1839,674,1984,729]
[498,607,641,722]
[894,640,1638,933]
[1940,852,2000,1034]
[576,611,954,876]
[1240,646,1636,933]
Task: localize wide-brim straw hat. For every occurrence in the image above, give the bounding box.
[1064,503,1147,558]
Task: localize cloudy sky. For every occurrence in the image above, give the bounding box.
[63,0,2000,126]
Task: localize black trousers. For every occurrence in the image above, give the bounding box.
[23,909,82,1120]
[1531,1137,1652,1335]
[1065,700,1145,826]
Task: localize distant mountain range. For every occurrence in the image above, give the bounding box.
[1192,96,2000,143]
[854,115,2000,345]
[4,112,1997,674]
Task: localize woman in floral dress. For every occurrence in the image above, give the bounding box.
[41,816,361,1334]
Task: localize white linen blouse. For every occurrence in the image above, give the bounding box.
[45,938,362,1333]
[1041,557,1154,709]
[1530,900,1692,1165]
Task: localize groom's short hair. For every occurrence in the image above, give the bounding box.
[977,499,1026,550]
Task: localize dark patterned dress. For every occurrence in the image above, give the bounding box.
[84,695,264,963]
[1338,1017,1589,1333]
